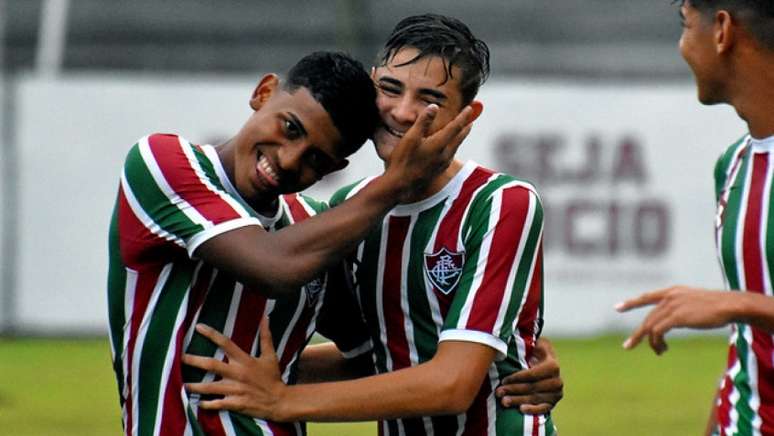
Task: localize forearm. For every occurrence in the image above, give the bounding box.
[265,175,401,284]
[277,360,473,422]
[295,343,374,383]
[729,292,774,332]
[196,175,402,297]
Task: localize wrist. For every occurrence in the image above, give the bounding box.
[270,383,295,422]
[364,173,404,207]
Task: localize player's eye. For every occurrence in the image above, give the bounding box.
[378,84,401,96]
[284,118,302,140]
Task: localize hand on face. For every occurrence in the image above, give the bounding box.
[182,317,289,421]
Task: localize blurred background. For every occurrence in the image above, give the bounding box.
[0,0,746,434]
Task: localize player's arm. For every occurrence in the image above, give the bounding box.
[195,105,473,297]
[616,286,774,354]
[495,337,564,414]
[183,323,496,421]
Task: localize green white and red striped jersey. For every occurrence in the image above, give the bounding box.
[326,161,556,436]
[713,134,774,436]
[107,133,368,436]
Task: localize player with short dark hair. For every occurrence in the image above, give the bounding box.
[617,1,774,434]
[107,50,473,436]
[185,14,560,435]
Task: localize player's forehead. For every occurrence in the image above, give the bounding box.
[271,87,343,152]
[376,47,463,96]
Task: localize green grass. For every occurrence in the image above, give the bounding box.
[0,335,727,435]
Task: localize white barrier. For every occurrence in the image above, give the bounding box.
[10,75,745,335]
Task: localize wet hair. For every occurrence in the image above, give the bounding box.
[377,14,490,105]
[679,0,774,50]
[284,51,379,156]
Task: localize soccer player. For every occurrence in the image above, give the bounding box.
[107,51,474,435]
[185,14,559,435]
[616,1,774,434]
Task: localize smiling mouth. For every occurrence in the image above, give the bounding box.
[383,124,405,138]
[256,154,280,188]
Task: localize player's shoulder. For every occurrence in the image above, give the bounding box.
[329,177,377,207]
[124,132,197,163]
[716,134,750,169]
[469,163,541,204]
[714,133,750,185]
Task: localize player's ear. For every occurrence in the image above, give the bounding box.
[250,74,280,111]
[468,100,484,122]
[714,10,735,54]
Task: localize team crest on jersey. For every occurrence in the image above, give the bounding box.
[424,247,465,295]
[303,273,327,307]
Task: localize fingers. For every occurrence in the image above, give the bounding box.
[615,289,667,312]
[519,403,554,415]
[500,359,559,384]
[499,392,563,410]
[259,315,278,361]
[496,376,563,397]
[182,353,235,378]
[195,324,250,361]
[401,104,439,145]
[429,106,473,149]
[185,380,236,396]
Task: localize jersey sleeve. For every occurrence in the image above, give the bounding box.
[119,134,262,263]
[439,183,544,361]
[316,261,373,359]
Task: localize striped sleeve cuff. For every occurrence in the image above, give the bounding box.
[438,329,508,361]
[187,217,264,258]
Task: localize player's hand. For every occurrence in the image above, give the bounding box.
[495,338,563,415]
[385,104,474,201]
[182,317,288,421]
[616,286,734,355]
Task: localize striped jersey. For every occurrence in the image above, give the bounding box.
[326,161,557,436]
[107,133,367,436]
[713,134,774,436]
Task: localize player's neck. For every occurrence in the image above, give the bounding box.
[731,55,774,139]
[399,159,464,204]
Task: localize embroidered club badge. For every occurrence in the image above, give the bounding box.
[424,247,465,295]
[304,273,327,307]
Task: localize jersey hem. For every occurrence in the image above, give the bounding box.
[187,217,264,258]
[438,329,508,361]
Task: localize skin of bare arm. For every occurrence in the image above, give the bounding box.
[195,105,473,298]
[182,322,496,422]
[294,339,563,414]
[617,285,774,354]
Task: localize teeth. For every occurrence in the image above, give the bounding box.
[385,125,404,138]
[258,155,279,185]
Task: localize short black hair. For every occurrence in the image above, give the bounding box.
[680,0,774,50]
[284,51,379,157]
[378,14,490,105]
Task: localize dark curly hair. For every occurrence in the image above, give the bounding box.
[377,14,490,105]
[284,51,379,157]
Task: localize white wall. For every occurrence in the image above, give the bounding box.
[10,75,745,334]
